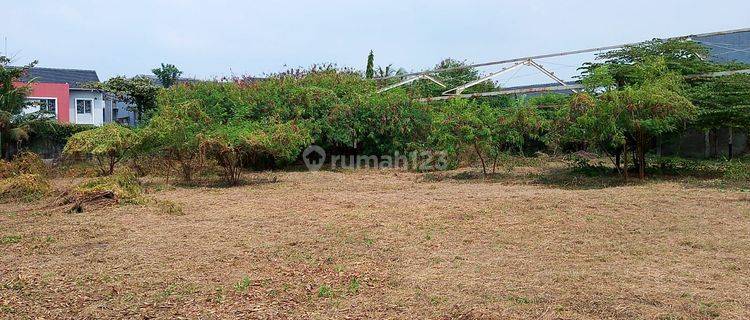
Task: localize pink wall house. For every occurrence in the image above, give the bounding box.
[15,82,71,123]
[14,67,107,125]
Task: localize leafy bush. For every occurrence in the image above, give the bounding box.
[0,151,47,179]
[75,170,142,200]
[11,151,47,176]
[0,160,12,179]
[0,173,51,202]
[142,99,210,182]
[142,69,430,184]
[723,160,750,182]
[63,124,140,176]
[429,98,544,176]
[200,122,311,185]
[27,121,93,145]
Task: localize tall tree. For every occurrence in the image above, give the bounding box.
[0,56,38,159]
[152,63,182,88]
[365,50,375,79]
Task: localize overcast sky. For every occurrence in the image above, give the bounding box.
[3,0,749,86]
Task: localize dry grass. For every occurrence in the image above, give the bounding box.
[1,167,749,319]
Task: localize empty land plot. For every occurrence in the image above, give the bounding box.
[1,170,750,319]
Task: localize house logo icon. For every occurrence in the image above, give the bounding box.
[303,145,326,171]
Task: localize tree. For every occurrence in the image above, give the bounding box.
[430,98,543,176]
[93,75,159,124]
[0,56,38,159]
[152,63,183,88]
[142,97,210,182]
[688,74,750,159]
[408,58,499,101]
[63,123,140,175]
[581,39,722,83]
[577,58,696,180]
[365,51,375,79]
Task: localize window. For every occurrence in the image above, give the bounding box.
[76,99,92,114]
[26,98,56,115]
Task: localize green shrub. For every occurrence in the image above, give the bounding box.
[0,151,47,178]
[724,160,750,182]
[0,173,51,202]
[200,122,312,185]
[12,151,47,176]
[63,124,140,176]
[75,170,142,200]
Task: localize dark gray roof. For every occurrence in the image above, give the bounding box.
[18,67,99,87]
[694,30,750,64]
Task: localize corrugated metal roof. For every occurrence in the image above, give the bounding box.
[694,30,750,64]
[18,67,100,87]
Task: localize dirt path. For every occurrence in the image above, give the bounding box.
[2,170,749,319]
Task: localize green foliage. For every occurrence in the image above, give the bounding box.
[581,39,722,84]
[317,285,333,298]
[409,58,497,98]
[430,98,544,175]
[0,173,51,202]
[199,121,311,185]
[63,124,140,175]
[75,170,142,200]
[91,75,160,123]
[152,63,183,88]
[724,159,750,183]
[689,74,750,130]
[234,276,252,292]
[573,56,697,180]
[153,69,428,161]
[27,121,93,145]
[0,56,38,158]
[365,51,375,79]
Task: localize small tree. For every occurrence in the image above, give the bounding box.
[430,99,493,175]
[365,51,375,79]
[488,103,545,173]
[93,76,159,124]
[200,122,311,185]
[430,99,543,176]
[152,63,183,88]
[0,56,38,159]
[576,58,696,180]
[142,99,210,182]
[63,124,140,175]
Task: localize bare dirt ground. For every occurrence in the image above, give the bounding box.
[1,168,750,319]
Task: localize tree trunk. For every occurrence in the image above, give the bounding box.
[638,142,646,180]
[638,131,646,180]
[623,143,629,183]
[473,140,487,177]
[656,135,662,158]
[728,127,734,160]
[704,129,710,159]
[109,156,116,175]
[713,129,719,158]
[615,148,621,172]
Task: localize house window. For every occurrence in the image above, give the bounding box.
[76,99,93,114]
[26,98,56,115]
